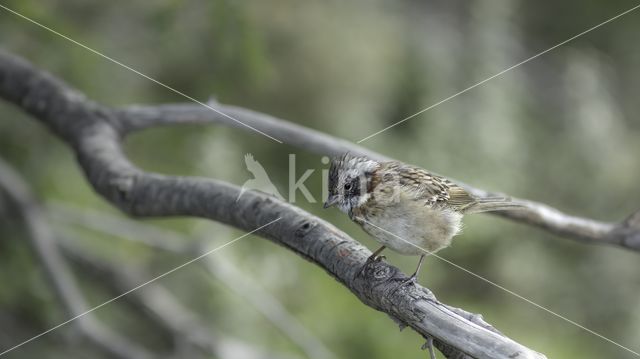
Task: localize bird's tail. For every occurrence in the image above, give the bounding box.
[461,197,525,214]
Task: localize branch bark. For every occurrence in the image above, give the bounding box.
[0,48,550,358]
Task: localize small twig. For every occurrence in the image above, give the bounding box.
[57,233,301,359]
[0,158,154,359]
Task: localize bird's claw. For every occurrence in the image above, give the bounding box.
[357,254,386,278]
[400,273,418,287]
[389,274,418,296]
[365,253,385,263]
[357,262,370,278]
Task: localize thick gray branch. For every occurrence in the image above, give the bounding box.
[0,48,546,359]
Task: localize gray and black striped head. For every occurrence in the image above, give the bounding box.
[324,153,379,214]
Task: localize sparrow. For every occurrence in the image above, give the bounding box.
[323,153,524,282]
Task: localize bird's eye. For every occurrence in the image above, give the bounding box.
[344,183,352,191]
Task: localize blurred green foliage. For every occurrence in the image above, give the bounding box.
[1,0,640,358]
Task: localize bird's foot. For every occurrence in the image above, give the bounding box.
[421,337,436,359]
[400,272,418,287]
[365,250,386,263]
[390,273,419,296]
[357,254,386,277]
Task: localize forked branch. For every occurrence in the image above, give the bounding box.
[0,48,558,358]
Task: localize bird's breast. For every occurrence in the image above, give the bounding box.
[354,196,462,256]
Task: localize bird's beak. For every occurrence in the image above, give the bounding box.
[323,195,339,209]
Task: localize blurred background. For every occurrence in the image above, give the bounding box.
[1,0,640,358]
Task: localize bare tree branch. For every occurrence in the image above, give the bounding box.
[0,161,301,359]
[118,104,638,252]
[0,158,154,359]
[0,48,547,358]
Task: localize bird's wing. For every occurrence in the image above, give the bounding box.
[384,162,477,210]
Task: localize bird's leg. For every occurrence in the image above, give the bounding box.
[399,254,426,286]
[357,246,386,277]
[411,254,426,280]
[367,245,386,262]
[421,336,436,359]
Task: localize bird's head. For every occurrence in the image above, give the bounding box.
[324,153,379,214]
